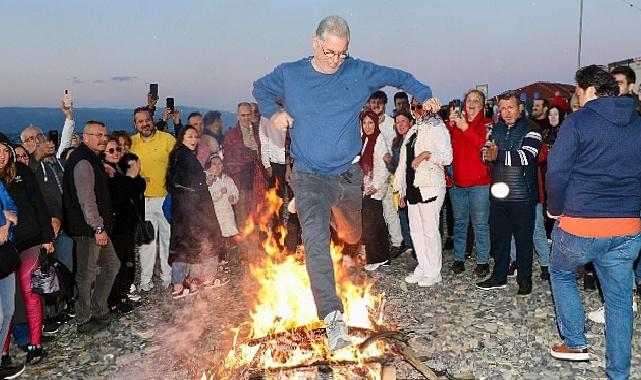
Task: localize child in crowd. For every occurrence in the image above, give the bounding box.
[206,156,240,262]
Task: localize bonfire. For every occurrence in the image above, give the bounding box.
[203,188,435,380]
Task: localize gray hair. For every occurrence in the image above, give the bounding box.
[315,15,350,41]
[20,124,43,143]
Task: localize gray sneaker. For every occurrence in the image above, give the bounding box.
[323,310,351,352]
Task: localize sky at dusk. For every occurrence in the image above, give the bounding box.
[2,0,640,112]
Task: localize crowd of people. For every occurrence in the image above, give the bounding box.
[1,14,641,380]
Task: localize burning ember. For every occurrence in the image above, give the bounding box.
[206,188,393,379]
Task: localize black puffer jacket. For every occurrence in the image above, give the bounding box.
[8,162,54,251]
[490,117,541,202]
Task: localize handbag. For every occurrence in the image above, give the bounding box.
[131,198,155,245]
[0,241,21,279]
[31,248,60,295]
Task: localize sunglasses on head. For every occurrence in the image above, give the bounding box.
[106,147,122,154]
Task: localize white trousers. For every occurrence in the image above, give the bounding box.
[382,182,403,247]
[139,197,172,287]
[407,188,445,282]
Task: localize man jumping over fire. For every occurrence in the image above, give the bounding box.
[253,15,437,352]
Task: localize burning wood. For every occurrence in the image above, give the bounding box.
[246,355,395,380]
[358,331,439,380]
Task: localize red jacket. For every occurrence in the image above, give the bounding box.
[446,110,492,187]
[223,124,268,198]
[537,138,548,204]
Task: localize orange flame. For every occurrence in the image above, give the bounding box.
[213,187,389,379]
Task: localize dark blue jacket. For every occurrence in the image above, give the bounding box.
[546,96,641,218]
[490,117,541,202]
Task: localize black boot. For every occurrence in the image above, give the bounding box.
[584,273,596,291]
[25,345,45,365]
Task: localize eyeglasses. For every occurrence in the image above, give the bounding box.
[106,147,122,154]
[16,154,28,159]
[410,104,422,110]
[318,40,349,60]
[22,133,45,144]
[85,132,109,139]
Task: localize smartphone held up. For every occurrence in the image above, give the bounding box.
[63,89,72,108]
[453,99,462,118]
[149,83,159,100]
[48,130,59,151]
[166,97,175,114]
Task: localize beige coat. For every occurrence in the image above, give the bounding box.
[208,174,240,237]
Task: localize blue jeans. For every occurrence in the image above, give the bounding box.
[399,207,413,249]
[550,224,641,380]
[12,323,29,348]
[0,273,15,353]
[171,262,190,284]
[510,203,550,266]
[449,185,490,264]
[55,232,75,273]
[291,163,363,320]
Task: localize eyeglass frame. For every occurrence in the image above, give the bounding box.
[317,39,349,60]
[106,147,123,154]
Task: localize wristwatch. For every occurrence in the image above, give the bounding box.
[94,226,104,234]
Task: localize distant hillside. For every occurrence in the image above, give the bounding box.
[0,107,237,136]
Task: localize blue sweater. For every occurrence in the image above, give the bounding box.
[546,96,641,218]
[253,57,432,175]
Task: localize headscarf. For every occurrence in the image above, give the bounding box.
[359,110,381,176]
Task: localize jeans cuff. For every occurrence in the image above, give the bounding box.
[565,340,589,350]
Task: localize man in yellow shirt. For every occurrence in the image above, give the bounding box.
[130,106,175,291]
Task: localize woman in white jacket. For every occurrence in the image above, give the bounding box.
[360,110,391,271]
[394,107,452,286]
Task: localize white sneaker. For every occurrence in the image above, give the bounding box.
[418,275,442,288]
[324,310,351,352]
[364,260,388,271]
[287,197,296,214]
[139,282,154,292]
[588,302,637,324]
[127,290,142,302]
[405,271,423,284]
